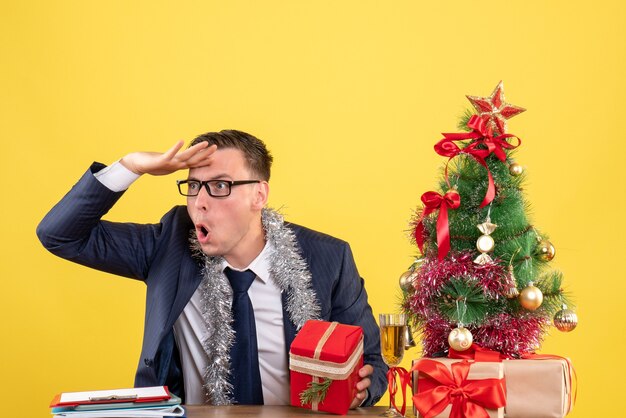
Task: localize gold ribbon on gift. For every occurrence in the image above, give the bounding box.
[290,321,364,411]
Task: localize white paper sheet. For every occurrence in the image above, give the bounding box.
[59,386,169,403]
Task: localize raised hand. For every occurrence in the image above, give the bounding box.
[120,140,217,176]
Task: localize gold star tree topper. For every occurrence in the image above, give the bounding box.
[466,81,526,135]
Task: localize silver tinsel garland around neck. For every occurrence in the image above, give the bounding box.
[189,207,321,405]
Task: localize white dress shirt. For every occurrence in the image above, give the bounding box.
[94,162,289,405]
[172,243,288,405]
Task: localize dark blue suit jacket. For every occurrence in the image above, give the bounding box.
[37,163,387,405]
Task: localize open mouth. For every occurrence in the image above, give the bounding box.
[196,224,209,241]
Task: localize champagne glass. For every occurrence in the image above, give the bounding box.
[379,313,407,417]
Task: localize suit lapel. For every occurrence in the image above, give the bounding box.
[163,250,204,330]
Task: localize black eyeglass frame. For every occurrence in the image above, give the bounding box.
[176,179,261,197]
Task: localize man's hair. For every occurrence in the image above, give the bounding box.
[190,130,273,181]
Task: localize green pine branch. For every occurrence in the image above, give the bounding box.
[536,271,574,315]
[300,378,332,406]
[457,109,476,131]
[437,277,503,325]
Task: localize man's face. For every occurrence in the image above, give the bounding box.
[186,148,268,268]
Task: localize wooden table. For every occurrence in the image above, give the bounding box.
[184,405,390,417]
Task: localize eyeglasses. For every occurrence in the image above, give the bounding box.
[176,179,261,197]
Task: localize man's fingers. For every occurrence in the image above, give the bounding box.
[186,144,217,161]
[349,387,368,409]
[183,145,217,168]
[162,140,186,160]
[176,141,212,162]
[356,377,371,391]
[142,140,214,174]
[359,365,374,378]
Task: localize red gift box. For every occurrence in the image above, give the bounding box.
[289,320,363,415]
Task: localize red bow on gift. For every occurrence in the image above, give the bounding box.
[435,115,521,208]
[412,359,506,418]
[414,190,461,261]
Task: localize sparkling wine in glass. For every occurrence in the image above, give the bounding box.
[379,313,407,417]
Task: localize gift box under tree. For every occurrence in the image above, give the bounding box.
[289,320,363,415]
[411,354,574,418]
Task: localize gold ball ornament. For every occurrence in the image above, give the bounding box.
[554,305,578,332]
[519,283,543,311]
[448,326,473,351]
[536,240,556,261]
[476,235,495,253]
[509,162,524,176]
[399,270,417,292]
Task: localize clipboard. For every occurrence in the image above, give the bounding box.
[50,386,171,408]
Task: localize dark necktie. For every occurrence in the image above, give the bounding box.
[224,267,264,404]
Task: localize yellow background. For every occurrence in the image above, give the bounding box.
[1,1,624,417]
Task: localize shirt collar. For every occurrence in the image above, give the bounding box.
[221,241,273,284]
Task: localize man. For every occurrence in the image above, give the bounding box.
[37,130,387,407]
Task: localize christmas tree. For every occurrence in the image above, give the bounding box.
[401,82,578,358]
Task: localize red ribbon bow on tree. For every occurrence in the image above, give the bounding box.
[412,359,506,418]
[434,115,521,208]
[414,190,461,261]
